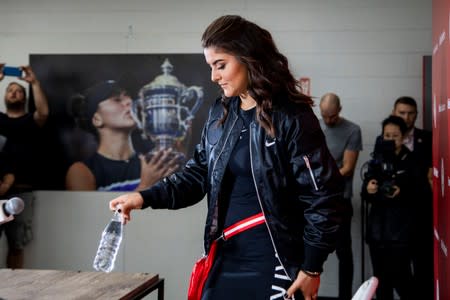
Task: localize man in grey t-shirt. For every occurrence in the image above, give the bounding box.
[319,92,363,300]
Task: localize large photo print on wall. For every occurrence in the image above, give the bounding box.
[30,54,218,191]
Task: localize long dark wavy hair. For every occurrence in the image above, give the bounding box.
[201,15,313,138]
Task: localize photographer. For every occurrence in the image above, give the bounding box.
[361,115,419,300]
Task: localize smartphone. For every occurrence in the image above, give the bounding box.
[2,66,23,77]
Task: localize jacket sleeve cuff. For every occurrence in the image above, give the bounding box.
[139,190,153,209]
[301,244,330,272]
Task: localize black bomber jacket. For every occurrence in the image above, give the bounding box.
[140,96,346,280]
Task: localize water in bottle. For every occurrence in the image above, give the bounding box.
[93,210,123,272]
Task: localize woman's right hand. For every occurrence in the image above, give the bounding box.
[366,179,378,194]
[109,192,144,224]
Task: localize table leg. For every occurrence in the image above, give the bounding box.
[157,279,164,300]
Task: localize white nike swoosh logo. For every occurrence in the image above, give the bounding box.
[265,140,276,147]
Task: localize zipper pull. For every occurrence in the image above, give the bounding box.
[303,155,319,191]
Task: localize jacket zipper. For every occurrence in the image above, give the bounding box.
[210,115,239,184]
[206,114,239,254]
[249,125,292,281]
[303,155,319,191]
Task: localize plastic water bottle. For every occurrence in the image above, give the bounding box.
[93,210,123,272]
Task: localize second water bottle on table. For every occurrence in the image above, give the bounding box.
[93,210,123,273]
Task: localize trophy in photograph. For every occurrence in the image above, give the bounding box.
[132,58,204,162]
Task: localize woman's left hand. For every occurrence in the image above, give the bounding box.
[137,148,180,190]
[285,270,320,300]
[386,185,400,198]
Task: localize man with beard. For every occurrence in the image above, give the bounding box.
[391,96,433,299]
[0,64,49,268]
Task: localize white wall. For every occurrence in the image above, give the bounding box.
[0,0,432,299]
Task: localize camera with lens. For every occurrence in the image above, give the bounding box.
[362,139,397,197]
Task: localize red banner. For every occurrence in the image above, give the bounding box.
[432,0,450,298]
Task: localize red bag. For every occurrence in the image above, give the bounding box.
[187,240,218,300]
[187,212,265,300]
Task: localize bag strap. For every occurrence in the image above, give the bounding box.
[220,212,265,241]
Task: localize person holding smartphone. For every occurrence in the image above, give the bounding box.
[0,63,49,268]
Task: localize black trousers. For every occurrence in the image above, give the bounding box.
[335,198,354,300]
[369,244,413,300]
[411,219,434,299]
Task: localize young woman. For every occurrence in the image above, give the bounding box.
[108,15,346,300]
[65,80,179,191]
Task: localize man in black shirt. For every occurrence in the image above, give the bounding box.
[0,64,49,268]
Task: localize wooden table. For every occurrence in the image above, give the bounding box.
[0,269,164,300]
